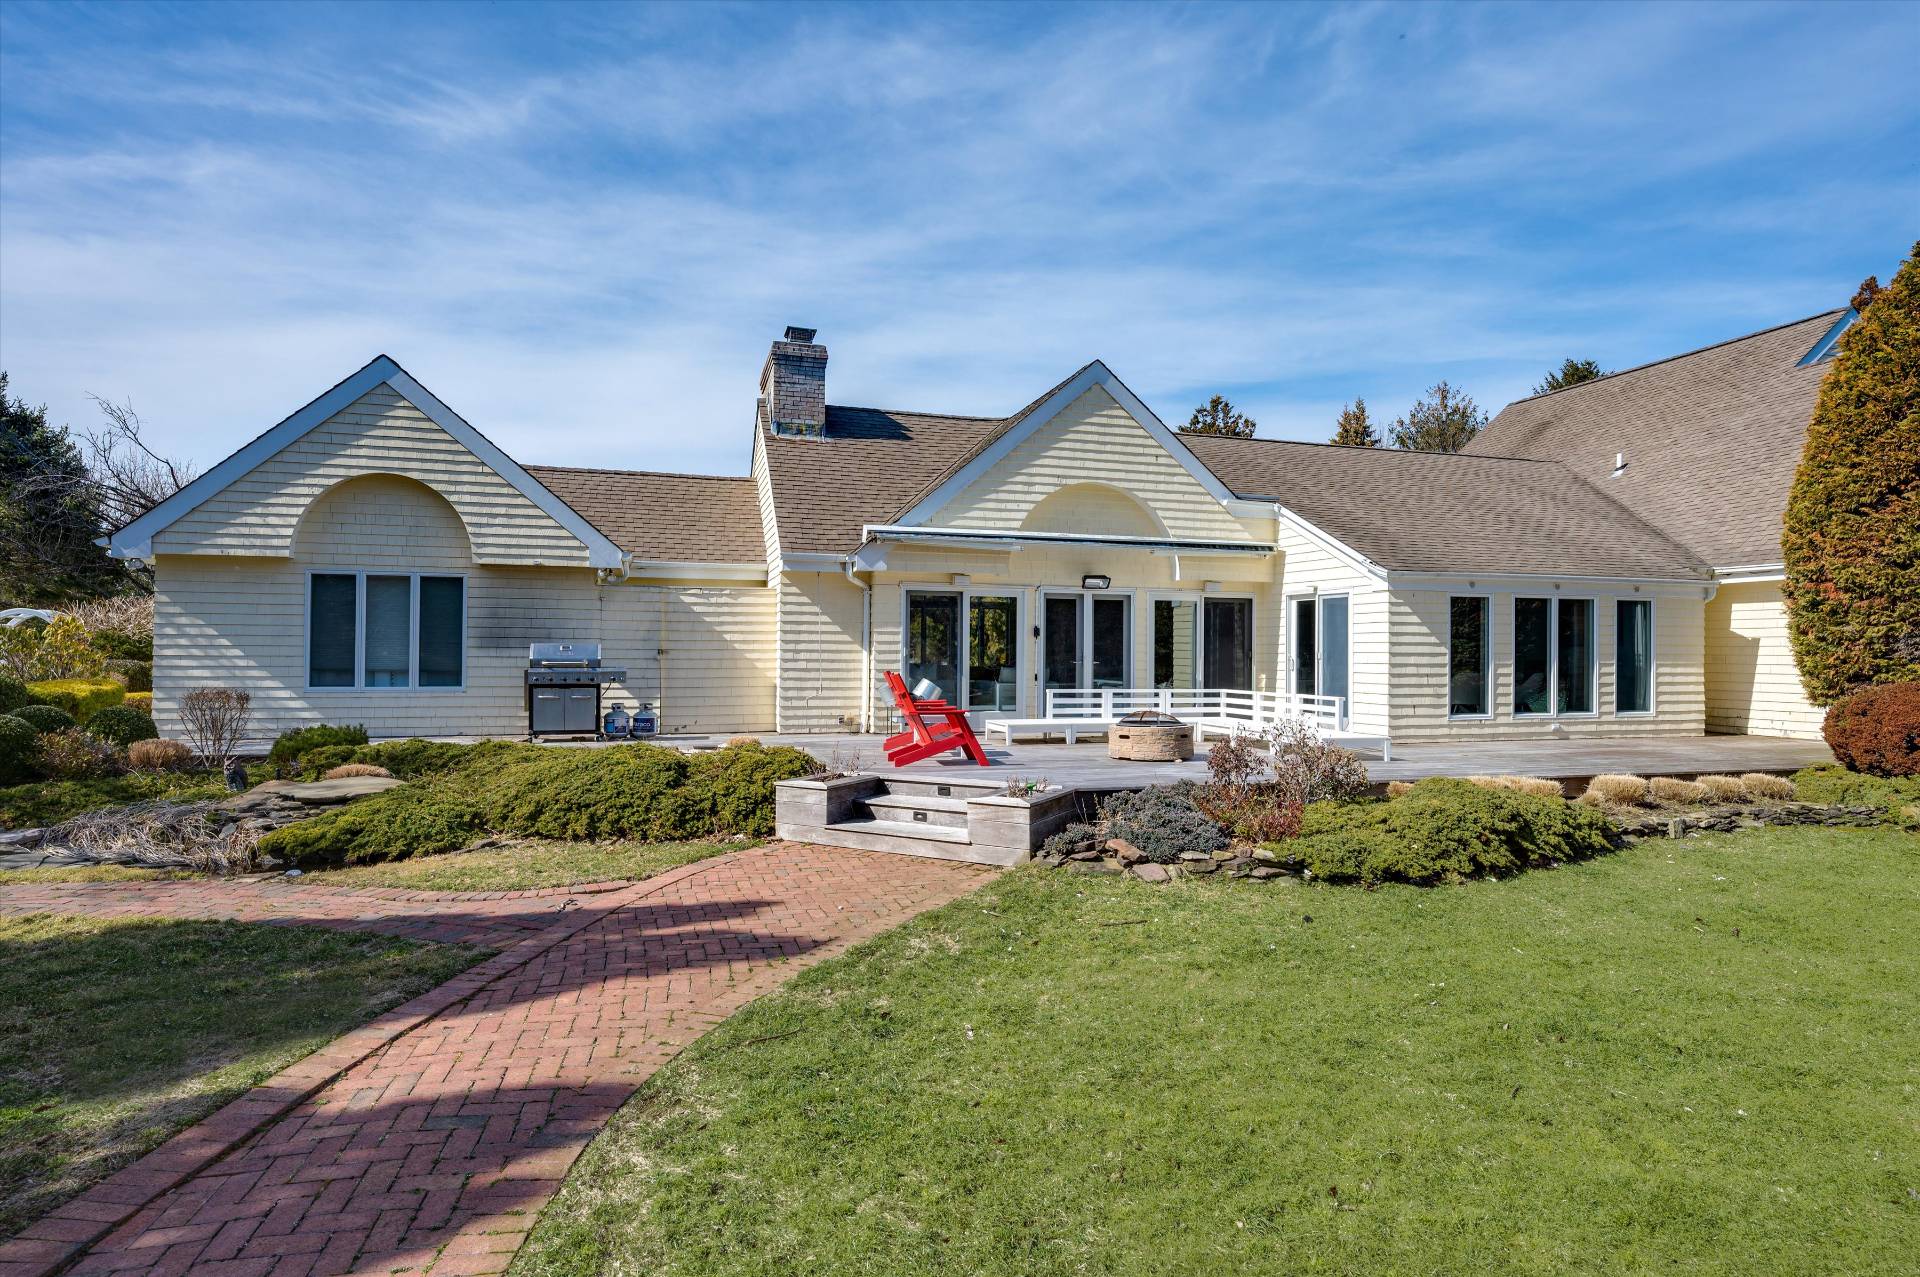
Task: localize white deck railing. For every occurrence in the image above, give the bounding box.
[1042,687,1345,733]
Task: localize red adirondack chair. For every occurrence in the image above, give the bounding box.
[882,670,991,767]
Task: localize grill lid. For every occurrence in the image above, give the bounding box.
[1117,710,1184,727]
[528,641,601,668]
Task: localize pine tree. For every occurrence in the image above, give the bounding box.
[1782,243,1920,702]
[1182,395,1256,437]
[1389,381,1486,453]
[1330,398,1379,447]
[1533,358,1605,396]
[0,373,124,604]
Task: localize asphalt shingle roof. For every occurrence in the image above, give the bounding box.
[525,465,765,563]
[1466,310,1841,567]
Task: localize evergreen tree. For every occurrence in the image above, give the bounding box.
[1533,358,1605,396]
[1389,381,1486,453]
[1783,244,1920,702]
[1182,394,1256,437]
[1330,398,1379,447]
[0,373,124,604]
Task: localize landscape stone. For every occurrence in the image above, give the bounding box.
[1130,863,1171,883]
[1248,866,1284,880]
[0,828,46,849]
[1107,839,1147,866]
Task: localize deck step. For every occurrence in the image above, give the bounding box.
[861,793,969,829]
[876,776,1006,801]
[804,816,1019,866]
[828,817,971,844]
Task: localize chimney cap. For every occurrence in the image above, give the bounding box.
[783,325,818,344]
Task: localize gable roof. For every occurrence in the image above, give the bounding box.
[1181,436,1710,580]
[1467,310,1842,568]
[525,466,763,563]
[108,355,625,568]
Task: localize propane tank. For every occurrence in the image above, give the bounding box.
[631,702,659,737]
[602,705,632,738]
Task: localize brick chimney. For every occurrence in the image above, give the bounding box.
[761,325,828,436]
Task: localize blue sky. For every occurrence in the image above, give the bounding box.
[2,1,1915,477]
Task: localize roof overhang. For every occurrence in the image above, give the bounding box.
[620,560,767,583]
[1711,562,1787,584]
[853,523,1273,572]
[106,355,625,569]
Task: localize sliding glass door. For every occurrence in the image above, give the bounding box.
[1204,597,1254,691]
[906,590,1020,718]
[1043,592,1131,697]
[1288,594,1349,724]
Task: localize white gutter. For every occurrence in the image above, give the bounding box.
[846,558,872,732]
[1711,562,1788,584]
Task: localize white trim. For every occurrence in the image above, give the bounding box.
[107,355,624,569]
[1796,309,1856,366]
[1711,562,1787,584]
[1613,596,1658,717]
[304,568,468,693]
[892,361,1241,527]
[1512,595,1597,718]
[1271,504,1387,582]
[1285,592,1353,728]
[620,560,767,583]
[1388,569,1711,592]
[782,552,851,571]
[1445,593,1495,721]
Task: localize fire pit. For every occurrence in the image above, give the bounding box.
[1107,710,1194,762]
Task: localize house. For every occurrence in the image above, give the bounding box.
[106,313,1850,748]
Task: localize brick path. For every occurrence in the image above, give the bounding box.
[0,844,991,1276]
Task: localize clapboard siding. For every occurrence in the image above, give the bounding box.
[927,386,1253,543]
[1272,525,1390,737]
[154,385,590,566]
[1387,586,1707,742]
[153,474,774,741]
[775,571,867,733]
[1704,581,1824,739]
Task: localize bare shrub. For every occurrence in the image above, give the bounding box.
[127,737,192,771]
[816,746,866,780]
[1266,718,1370,807]
[1386,780,1413,798]
[1650,777,1709,805]
[35,728,126,780]
[1583,774,1650,806]
[1467,775,1565,799]
[1696,774,1750,802]
[1198,721,1365,841]
[725,735,761,748]
[50,800,260,874]
[178,687,253,765]
[66,596,153,642]
[1740,772,1796,801]
[322,762,392,780]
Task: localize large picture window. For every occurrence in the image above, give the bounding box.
[1448,596,1490,717]
[1616,599,1654,714]
[308,573,465,690]
[1514,596,1595,717]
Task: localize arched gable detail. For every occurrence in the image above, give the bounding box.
[1019,481,1167,538]
[292,473,475,569]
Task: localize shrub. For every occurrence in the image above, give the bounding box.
[1822,681,1920,778]
[259,786,488,868]
[1385,780,1413,798]
[483,744,693,842]
[0,674,29,715]
[1649,777,1709,805]
[1467,775,1565,798]
[26,678,125,724]
[671,742,821,837]
[104,658,153,692]
[1739,772,1796,801]
[124,691,152,712]
[1783,243,1920,702]
[1793,763,1920,825]
[1099,786,1228,864]
[1282,777,1616,885]
[1583,774,1649,806]
[323,763,393,779]
[268,723,369,776]
[0,715,36,785]
[1696,775,1749,802]
[177,687,252,764]
[128,738,193,772]
[87,705,158,748]
[34,728,126,780]
[11,704,77,734]
[1201,721,1367,841]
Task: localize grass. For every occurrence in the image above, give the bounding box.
[0,864,175,884]
[1794,763,1920,825]
[0,771,229,830]
[0,915,484,1234]
[301,839,743,892]
[515,827,1920,1277]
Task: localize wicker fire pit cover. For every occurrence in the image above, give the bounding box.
[1108,710,1194,761]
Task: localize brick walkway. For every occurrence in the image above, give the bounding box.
[0,844,991,1276]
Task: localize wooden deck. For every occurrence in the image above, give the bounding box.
[667,731,1833,792]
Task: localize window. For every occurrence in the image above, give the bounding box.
[1514,596,1595,717]
[906,591,961,698]
[1154,599,1199,689]
[906,590,1021,713]
[307,573,464,690]
[1448,596,1490,717]
[1616,599,1654,714]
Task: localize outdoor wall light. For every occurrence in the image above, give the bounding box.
[1081,574,1111,590]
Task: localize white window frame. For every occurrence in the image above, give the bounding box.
[1513,595,1598,719]
[1285,591,1350,724]
[1147,590,1260,694]
[1613,597,1658,716]
[900,586,1027,716]
[305,570,468,693]
[1445,593,1494,721]
[1039,588,1135,693]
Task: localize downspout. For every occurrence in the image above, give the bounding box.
[846,556,871,733]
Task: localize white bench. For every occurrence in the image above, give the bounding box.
[983,689,1391,760]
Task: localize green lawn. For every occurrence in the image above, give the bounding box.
[516,826,1920,1277]
[301,838,742,892]
[0,864,174,884]
[0,771,230,831]
[0,915,485,1234]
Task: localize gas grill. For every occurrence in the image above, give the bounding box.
[524,642,627,738]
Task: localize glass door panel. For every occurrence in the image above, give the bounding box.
[1514,598,1552,715]
[1154,599,1198,689]
[1290,597,1316,696]
[1091,596,1129,688]
[1205,597,1254,690]
[967,595,1018,712]
[1557,599,1595,714]
[1319,595,1349,724]
[1043,595,1080,691]
[906,592,960,701]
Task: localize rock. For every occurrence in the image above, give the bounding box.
[1183,859,1219,875]
[1178,851,1213,862]
[1130,863,1171,883]
[1252,848,1279,864]
[1067,849,1103,862]
[284,868,303,877]
[1068,860,1122,876]
[1667,818,1686,839]
[1039,853,1066,868]
[1248,866,1284,880]
[0,828,46,849]
[1210,848,1237,862]
[1107,839,1147,866]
